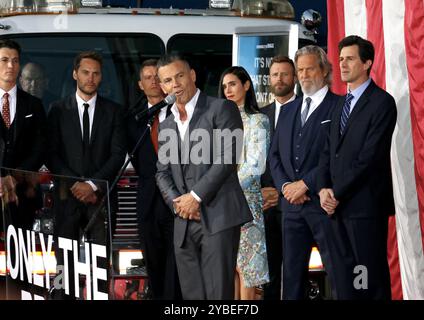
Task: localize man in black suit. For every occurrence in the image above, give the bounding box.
[260,55,296,300]
[269,46,355,299]
[19,62,60,114]
[0,39,46,231]
[318,36,397,300]
[127,59,181,300]
[47,51,126,299]
[155,55,252,299]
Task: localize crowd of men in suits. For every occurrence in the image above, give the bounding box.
[0,33,396,300]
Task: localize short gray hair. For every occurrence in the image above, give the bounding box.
[294,45,332,86]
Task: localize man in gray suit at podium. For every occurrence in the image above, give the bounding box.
[155,55,252,300]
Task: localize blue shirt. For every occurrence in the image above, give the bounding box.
[348,78,372,113]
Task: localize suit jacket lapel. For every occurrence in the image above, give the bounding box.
[298,92,330,168]
[13,89,27,144]
[169,118,184,184]
[90,96,105,144]
[281,99,299,180]
[187,92,207,155]
[68,95,82,141]
[267,102,276,139]
[337,80,374,148]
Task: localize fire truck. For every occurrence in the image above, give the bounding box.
[0,0,327,299]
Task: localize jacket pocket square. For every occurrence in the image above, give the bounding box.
[25,114,33,118]
[321,120,331,124]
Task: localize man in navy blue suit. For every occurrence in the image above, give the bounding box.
[269,45,355,299]
[318,36,397,300]
[260,55,297,300]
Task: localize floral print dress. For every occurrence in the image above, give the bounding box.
[237,107,270,288]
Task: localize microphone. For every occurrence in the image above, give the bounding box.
[134,94,176,121]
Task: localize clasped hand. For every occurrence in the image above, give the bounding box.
[318,188,339,215]
[0,175,18,204]
[71,181,98,204]
[282,180,310,205]
[173,193,201,221]
[261,187,279,211]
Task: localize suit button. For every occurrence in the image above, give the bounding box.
[335,154,339,158]
[295,157,299,160]
[295,169,299,173]
[299,133,302,137]
[296,145,300,149]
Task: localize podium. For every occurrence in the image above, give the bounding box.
[0,167,112,300]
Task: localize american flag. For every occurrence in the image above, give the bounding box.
[326,0,424,299]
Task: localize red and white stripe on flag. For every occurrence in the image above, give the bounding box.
[327,0,424,300]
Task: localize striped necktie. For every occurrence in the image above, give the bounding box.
[340,92,354,135]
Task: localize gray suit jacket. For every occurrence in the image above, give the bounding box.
[156,92,252,247]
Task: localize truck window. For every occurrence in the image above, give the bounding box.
[167,34,232,97]
[8,33,165,111]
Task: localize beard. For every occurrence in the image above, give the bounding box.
[78,83,98,96]
[271,82,295,97]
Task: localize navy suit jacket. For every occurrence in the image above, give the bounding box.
[317,80,397,218]
[269,90,340,213]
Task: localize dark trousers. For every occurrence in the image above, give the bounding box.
[263,206,283,300]
[174,220,240,300]
[341,216,391,300]
[139,192,181,300]
[282,208,356,300]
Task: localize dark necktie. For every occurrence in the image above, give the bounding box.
[340,92,354,135]
[82,103,91,176]
[301,97,312,127]
[150,113,159,154]
[2,92,11,128]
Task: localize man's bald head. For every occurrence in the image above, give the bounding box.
[19,62,48,98]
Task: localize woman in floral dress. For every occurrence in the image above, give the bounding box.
[218,66,270,300]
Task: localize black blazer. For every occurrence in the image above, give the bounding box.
[260,102,277,189]
[127,99,169,220]
[47,94,126,188]
[0,88,46,171]
[317,80,397,218]
[269,91,339,213]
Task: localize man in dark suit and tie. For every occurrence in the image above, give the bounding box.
[47,51,126,299]
[0,39,46,231]
[260,55,296,300]
[269,45,355,300]
[127,59,181,300]
[155,55,252,300]
[19,62,60,115]
[318,36,397,300]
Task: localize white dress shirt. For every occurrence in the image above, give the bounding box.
[170,89,201,203]
[75,93,97,139]
[274,94,296,128]
[170,89,200,141]
[75,93,98,191]
[0,85,17,124]
[301,85,329,123]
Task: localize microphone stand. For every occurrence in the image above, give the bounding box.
[81,112,157,289]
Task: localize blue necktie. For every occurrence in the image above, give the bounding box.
[340,92,354,135]
[301,97,312,127]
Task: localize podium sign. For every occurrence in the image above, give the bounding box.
[0,168,111,300]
